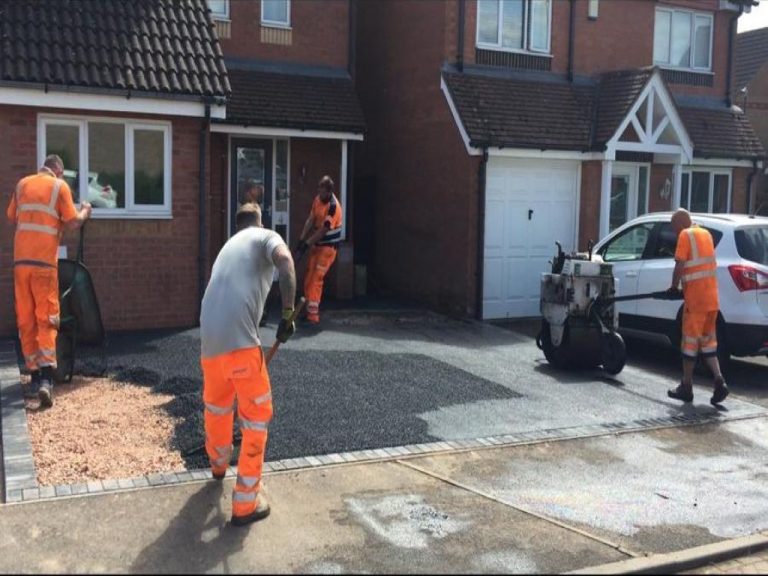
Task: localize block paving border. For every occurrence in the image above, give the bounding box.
[2,338,767,505]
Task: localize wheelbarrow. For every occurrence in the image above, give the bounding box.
[54,225,105,383]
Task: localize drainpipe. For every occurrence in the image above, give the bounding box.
[475,148,489,320]
[198,102,211,320]
[725,5,744,108]
[568,0,575,82]
[348,0,357,80]
[747,158,759,214]
[457,0,466,71]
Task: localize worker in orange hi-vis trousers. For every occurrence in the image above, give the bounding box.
[200,203,296,527]
[666,208,729,406]
[293,175,342,325]
[6,154,92,408]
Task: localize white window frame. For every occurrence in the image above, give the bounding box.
[207,0,230,20]
[261,0,291,28]
[679,169,732,213]
[38,114,173,219]
[653,7,713,72]
[475,0,552,55]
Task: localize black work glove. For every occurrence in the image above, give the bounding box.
[293,240,308,260]
[276,308,295,343]
[665,287,683,300]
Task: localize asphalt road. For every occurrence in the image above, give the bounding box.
[71,309,768,469]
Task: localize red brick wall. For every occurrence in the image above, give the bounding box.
[219,0,349,69]
[0,105,206,336]
[357,0,480,317]
[579,161,602,249]
[459,0,733,99]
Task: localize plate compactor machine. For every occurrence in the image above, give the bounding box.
[536,242,681,375]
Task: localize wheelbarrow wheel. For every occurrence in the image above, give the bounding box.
[540,320,570,369]
[601,331,626,375]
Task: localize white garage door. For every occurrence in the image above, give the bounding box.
[483,157,579,319]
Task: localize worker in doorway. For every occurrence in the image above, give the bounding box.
[6,154,92,408]
[294,175,342,324]
[242,181,264,206]
[200,202,296,527]
[667,208,728,406]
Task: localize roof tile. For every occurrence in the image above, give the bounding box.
[0,0,229,98]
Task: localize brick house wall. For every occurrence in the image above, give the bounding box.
[0,105,206,335]
[357,0,481,317]
[218,0,349,68]
[744,65,768,212]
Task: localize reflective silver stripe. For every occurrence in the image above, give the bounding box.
[17,223,59,235]
[48,315,60,328]
[236,474,260,489]
[239,418,268,431]
[683,269,717,283]
[48,179,62,210]
[37,360,56,368]
[682,350,698,357]
[701,346,717,353]
[684,256,716,268]
[232,491,257,503]
[687,229,699,260]
[251,392,272,405]
[205,402,234,415]
[38,348,56,358]
[683,336,699,344]
[212,456,228,466]
[17,203,58,217]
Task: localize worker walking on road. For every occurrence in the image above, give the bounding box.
[667,208,729,406]
[200,202,296,527]
[6,154,92,407]
[294,175,342,325]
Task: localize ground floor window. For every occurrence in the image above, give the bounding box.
[38,115,172,218]
[679,169,731,213]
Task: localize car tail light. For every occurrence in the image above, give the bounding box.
[728,265,768,292]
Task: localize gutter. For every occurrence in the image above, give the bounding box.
[198,102,212,321]
[348,0,357,81]
[725,4,745,108]
[458,0,466,72]
[475,148,489,320]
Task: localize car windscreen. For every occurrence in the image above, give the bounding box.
[735,226,768,266]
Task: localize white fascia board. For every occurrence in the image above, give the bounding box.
[488,148,603,161]
[0,85,225,118]
[440,75,483,156]
[210,123,363,141]
[690,158,759,168]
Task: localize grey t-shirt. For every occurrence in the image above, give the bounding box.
[200,227,286,358]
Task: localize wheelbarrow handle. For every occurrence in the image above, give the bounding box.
[599,289,683,305]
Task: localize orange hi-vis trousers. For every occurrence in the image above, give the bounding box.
[681,309,718,359]
[304,245,337,323]
[14,265,60,370]
[201,346,273,518]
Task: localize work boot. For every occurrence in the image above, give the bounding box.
[231,494,271,527]
[38,367,54,408]
[711,375,729,406]
[212,468,227,481]
[24,370,41,399]
[667,382,694,403]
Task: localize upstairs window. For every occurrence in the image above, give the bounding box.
[207,0,229,20]
[654,8,713,71]
[262,0,290,27]
[476,0,551,54]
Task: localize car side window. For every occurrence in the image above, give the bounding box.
[649,223,678,259]
[601,223,654,262]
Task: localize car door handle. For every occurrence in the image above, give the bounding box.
[625,271,638,278]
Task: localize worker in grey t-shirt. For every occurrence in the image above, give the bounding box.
[199,202,296,527]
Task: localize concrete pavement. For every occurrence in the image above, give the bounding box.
[2,417,768,574]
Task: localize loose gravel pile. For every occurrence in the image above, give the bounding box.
[25,376,186,486]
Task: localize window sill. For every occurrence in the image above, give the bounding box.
[87,210,173,220]
[657,65,713,75]
[475,44,552,58]
[261,22,292,30]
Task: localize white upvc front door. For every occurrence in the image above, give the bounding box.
[609,163,650,234]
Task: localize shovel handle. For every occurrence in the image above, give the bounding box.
[265,297,306,365]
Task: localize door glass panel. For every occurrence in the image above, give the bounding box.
[232,142,272,234]
[602,224,653,262]
[637,166,648,216]
[274,141,288,213]
[680,172,690,209]
[690,171,710,213]
[236,147,265,207]
[610,174,630,232]
[713,174,729,213]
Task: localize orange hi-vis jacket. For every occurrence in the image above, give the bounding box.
[674,225,719,313]
[311,193,342,246]
[6,168,77,267]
